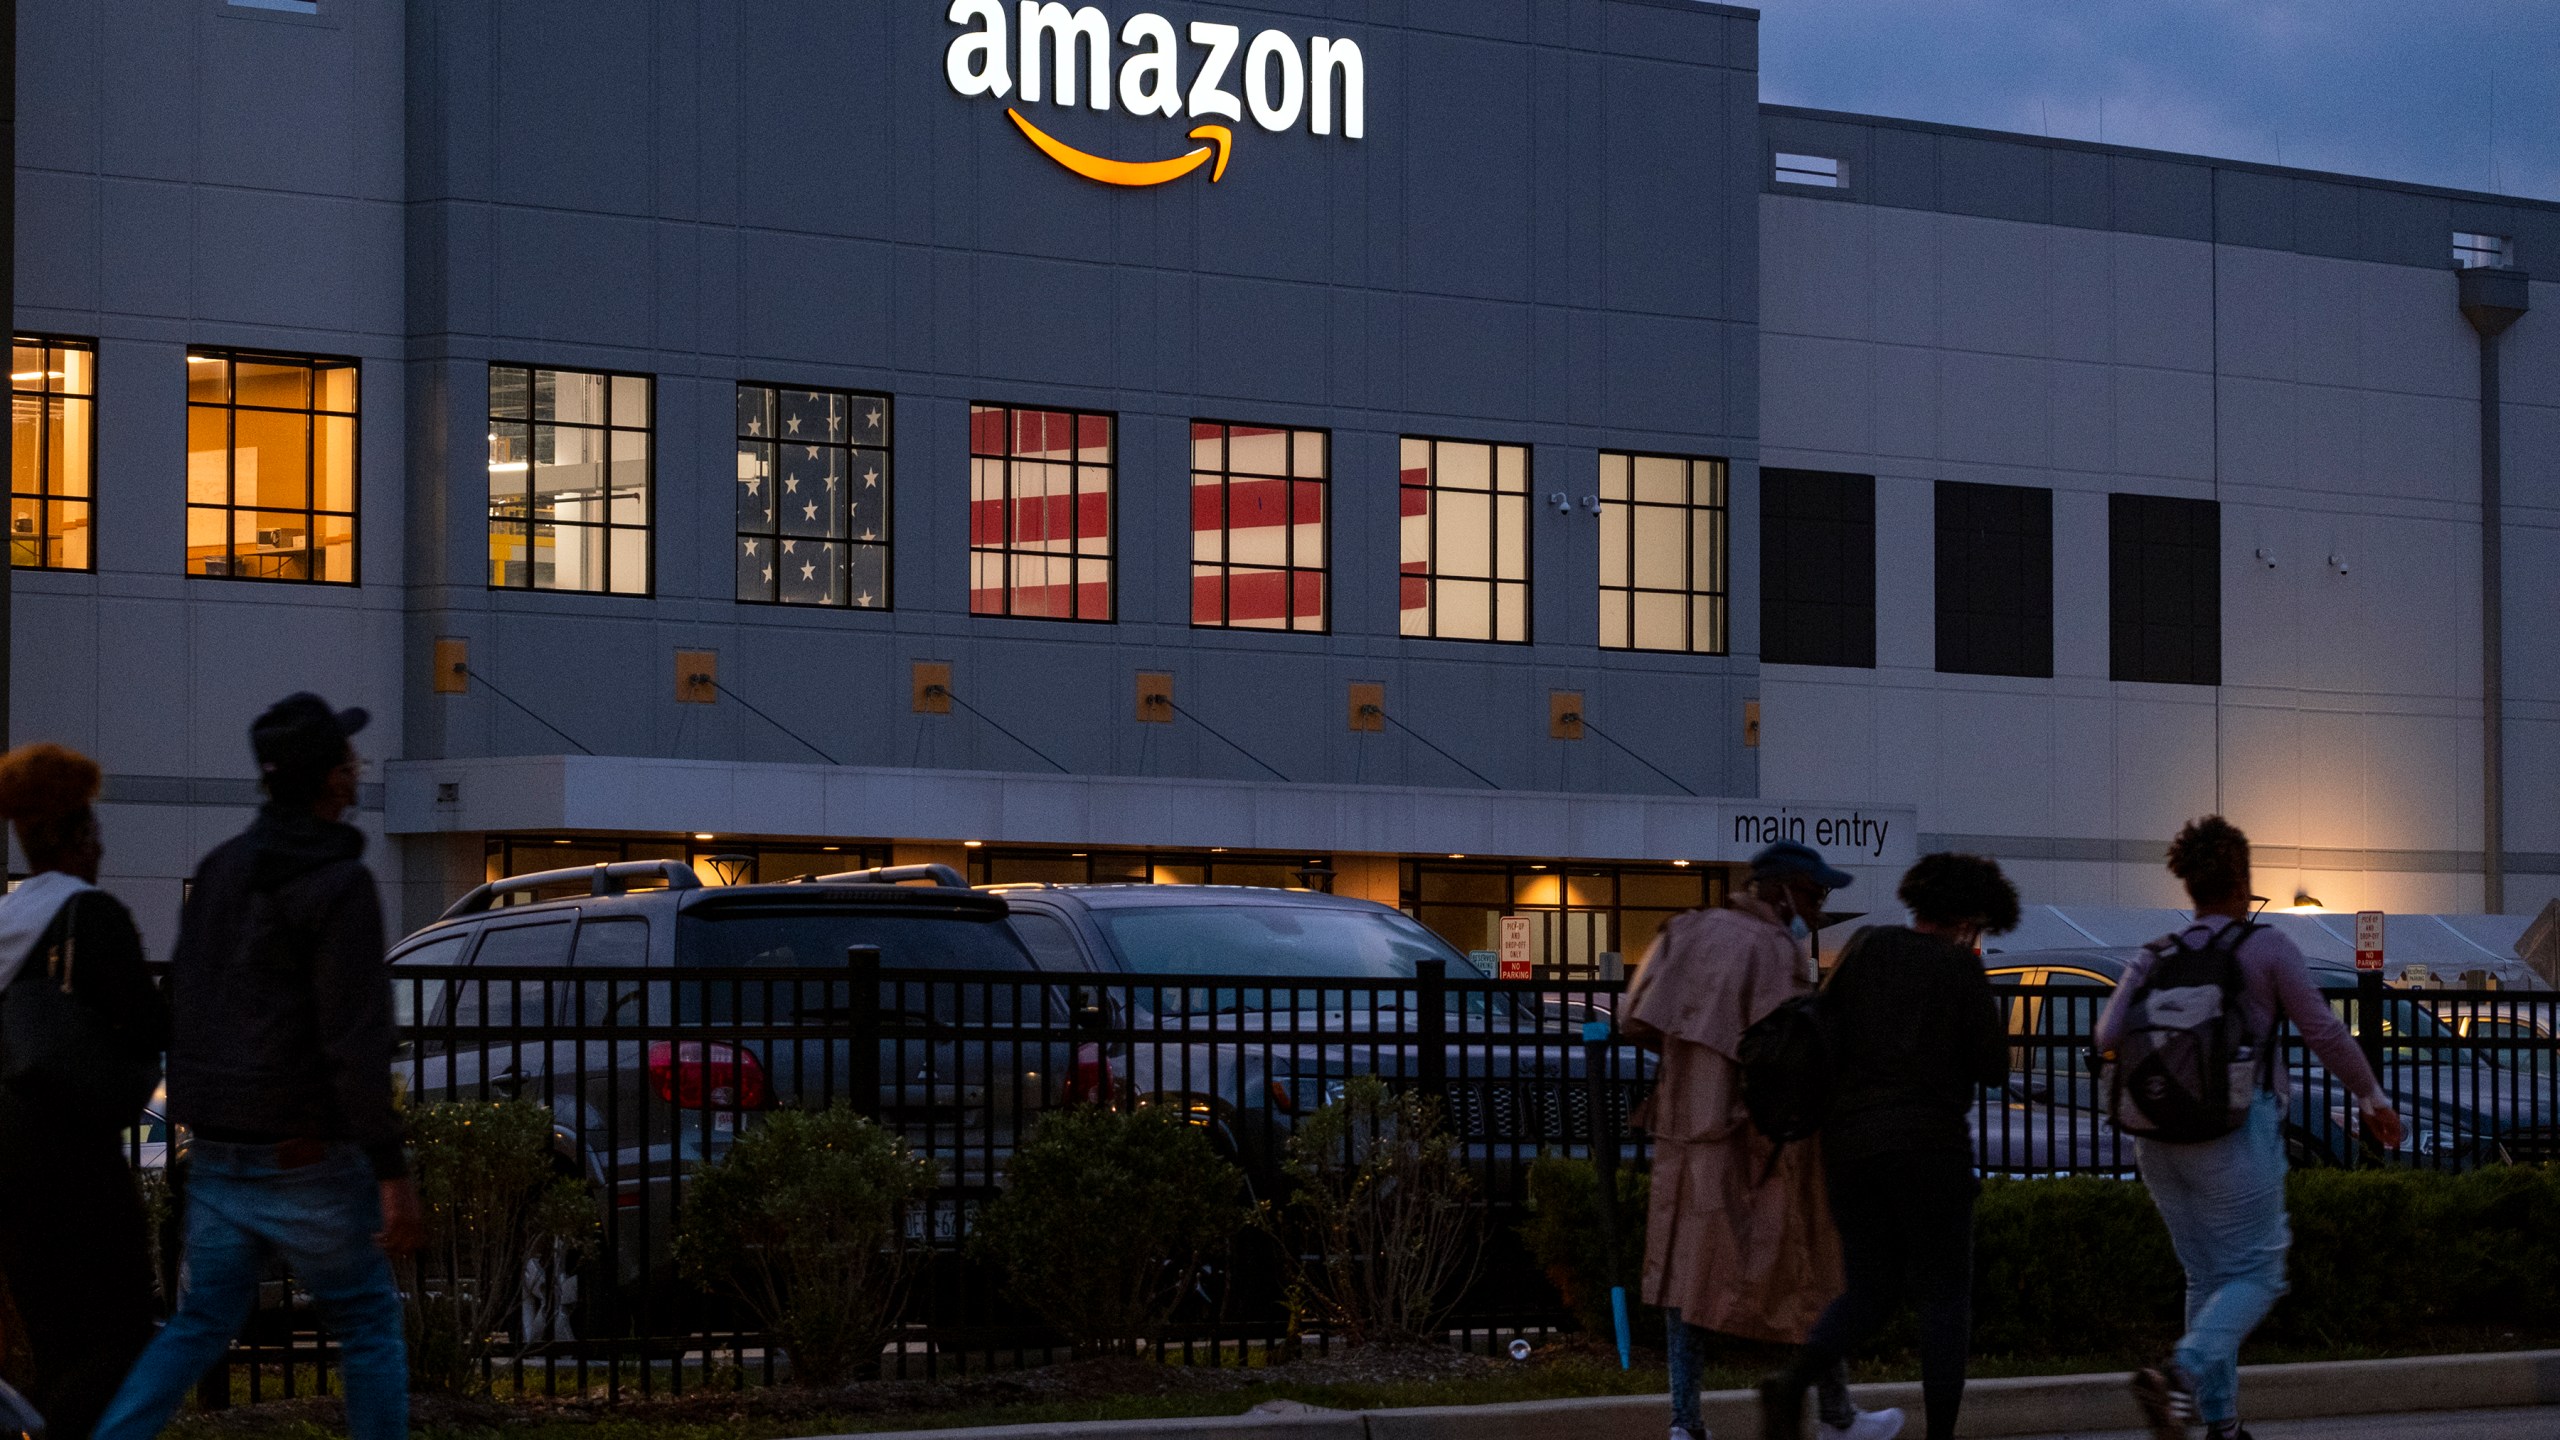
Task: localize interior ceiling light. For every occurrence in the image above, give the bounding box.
[693,833,715,841]
[964,840,985,849]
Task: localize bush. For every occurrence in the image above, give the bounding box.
[969,1103,1248,1356]
[1520,1155,1653,1340]
[676,1106,935,1386]
[401,1099,595,1393]
[1523,1159,2560,1361]
[1277,1076,1479,1345]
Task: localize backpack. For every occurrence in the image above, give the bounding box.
[0,897,164,1134]
[2100,922,2270,1144]
[1740,991,1835,1151]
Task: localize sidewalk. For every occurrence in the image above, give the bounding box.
[798,1349,2560,1440]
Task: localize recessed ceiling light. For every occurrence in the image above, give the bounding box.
[693,833,715,841]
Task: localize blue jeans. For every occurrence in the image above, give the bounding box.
[1669,1310,1850,1435]
[94,1142,407,1440]
[2135,1094,2290,1428]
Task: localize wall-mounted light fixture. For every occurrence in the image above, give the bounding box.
[2284,889,2326,914]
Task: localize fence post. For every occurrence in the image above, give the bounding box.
[1415,959,1447,1102]
[849,944,881,1122]
[1584,1018,1631,1369]
[2356,969,2386,1165]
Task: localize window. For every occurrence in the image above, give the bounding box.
[2453,232,2513,269]
[1599,452,1727,654]
[1761,469,1875,668]
[185,350,358,583]
[1400,437,1529,643]
[1774,152,1843,187]
[736,384,890,608]
[10,336,95,571]
[969,404,1113,621]
[2110,493,2220,686]
[488,366,651,594]
[1191,422,1327,631]
[1935,481,2051,678]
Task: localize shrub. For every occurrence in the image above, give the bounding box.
[1520,1155,1653,1339]
[676,1105,935,1386]
[969,1103,1248,1356]
[401,1099,595,1393]
[1277,1076,1479,1345]
[1522,1160,2560,1361]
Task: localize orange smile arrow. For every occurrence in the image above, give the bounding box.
[1007,108,1233,187]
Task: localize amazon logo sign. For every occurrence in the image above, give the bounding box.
[945,2,1366,188]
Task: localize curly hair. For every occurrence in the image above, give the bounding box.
[0,742,102,868]
[1898,852,2023,936]
[2167,815,2251,907]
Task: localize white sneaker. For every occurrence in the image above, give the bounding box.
[1669,1427,1707,1440]
[1818,1408,1905,1440]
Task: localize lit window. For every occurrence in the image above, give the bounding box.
[735,384,890,609]
[185,350,358,584]
[2453,232,2513,269]
[1191,422,1327,632]
[1400,436,1529,644]
[1774,152,1843,187]
[487,366,652,595]
[1598,452,1727,655]
[10,336,95,572]
[969,404,1114,622]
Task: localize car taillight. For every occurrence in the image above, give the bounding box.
[1062,1041,1116,1106]
[647,1040,769,1111]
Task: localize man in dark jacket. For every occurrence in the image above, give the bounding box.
[96,694,421,1440]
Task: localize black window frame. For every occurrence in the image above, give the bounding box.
[184,346,362,586]
[486,363,655,597]
[1934,480,2053,679]
[1399,434,1532,645]
[968,401,1117,624]
[734,381,893,610]
[1598,450,1729,655]
[1189,419,1331,634]
[10,333,98,574]
[2109,492,2221,687]
[1759,468,1876,669]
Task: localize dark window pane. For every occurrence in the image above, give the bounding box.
[1761,469,1876,668]
[1935,480,2052,678]
[2110,493,2221,686]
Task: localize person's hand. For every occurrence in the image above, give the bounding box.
[2361,1100,2407,1150]
[376,1176,426,1255]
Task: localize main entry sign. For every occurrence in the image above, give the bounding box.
[946,2,1366,187]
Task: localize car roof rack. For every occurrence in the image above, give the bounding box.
[439,859,702,920]
[803,863,970,890]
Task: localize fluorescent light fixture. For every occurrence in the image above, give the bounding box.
[9,371,63,381]
[186,355,221,365]
[1672,860,1693,868]
[693,832,715,841]
[487,461,530,473]
[963,840,984,849]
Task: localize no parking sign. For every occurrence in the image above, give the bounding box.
[2355,910,2386,972]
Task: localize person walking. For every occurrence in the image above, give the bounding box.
[0,744,169,1440]
[1759,853,2016,1440]
[94,695,422,1440]
[2107,817,2402,1440]
[1625,841,1901,1440]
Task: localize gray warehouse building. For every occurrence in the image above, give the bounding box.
[12,0,2556,972]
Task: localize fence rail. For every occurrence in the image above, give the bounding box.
[131,961,2560,1399]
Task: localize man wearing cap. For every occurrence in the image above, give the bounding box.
[1622,842,1899,1440]
[97,695,420,1440]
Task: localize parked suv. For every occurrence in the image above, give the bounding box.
[989,884,1640,1189]
[390,860,1077,1314]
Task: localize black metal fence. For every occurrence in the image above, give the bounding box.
[141,963,2560,1399]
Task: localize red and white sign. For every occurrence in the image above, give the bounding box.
[1498,915,1534,981]
[2355,910,2386,972]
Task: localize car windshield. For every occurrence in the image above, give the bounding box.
[1094,902,1463,980]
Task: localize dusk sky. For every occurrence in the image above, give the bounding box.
[1751,0,2560,204]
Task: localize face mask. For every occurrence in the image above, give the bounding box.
[1787,913,1812,941]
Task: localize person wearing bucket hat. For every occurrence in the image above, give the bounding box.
[96,694,420,1440]
[1623,843,1902,1440]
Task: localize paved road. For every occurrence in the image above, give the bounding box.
[2019,1407,2560,1438]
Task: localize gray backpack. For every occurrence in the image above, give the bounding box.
[2100,922,2270,1144]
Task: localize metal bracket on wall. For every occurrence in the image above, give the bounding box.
[1348,682,1386,732]
[1136,672,1174,723]
[1550,692,1585,741]
[913,662,953,714]
[432,638,469,695]
[676,651,718,705]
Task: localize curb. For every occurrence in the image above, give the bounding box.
[807,1348,2560,1440]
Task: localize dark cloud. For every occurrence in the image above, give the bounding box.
[1753,0,2560,202]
